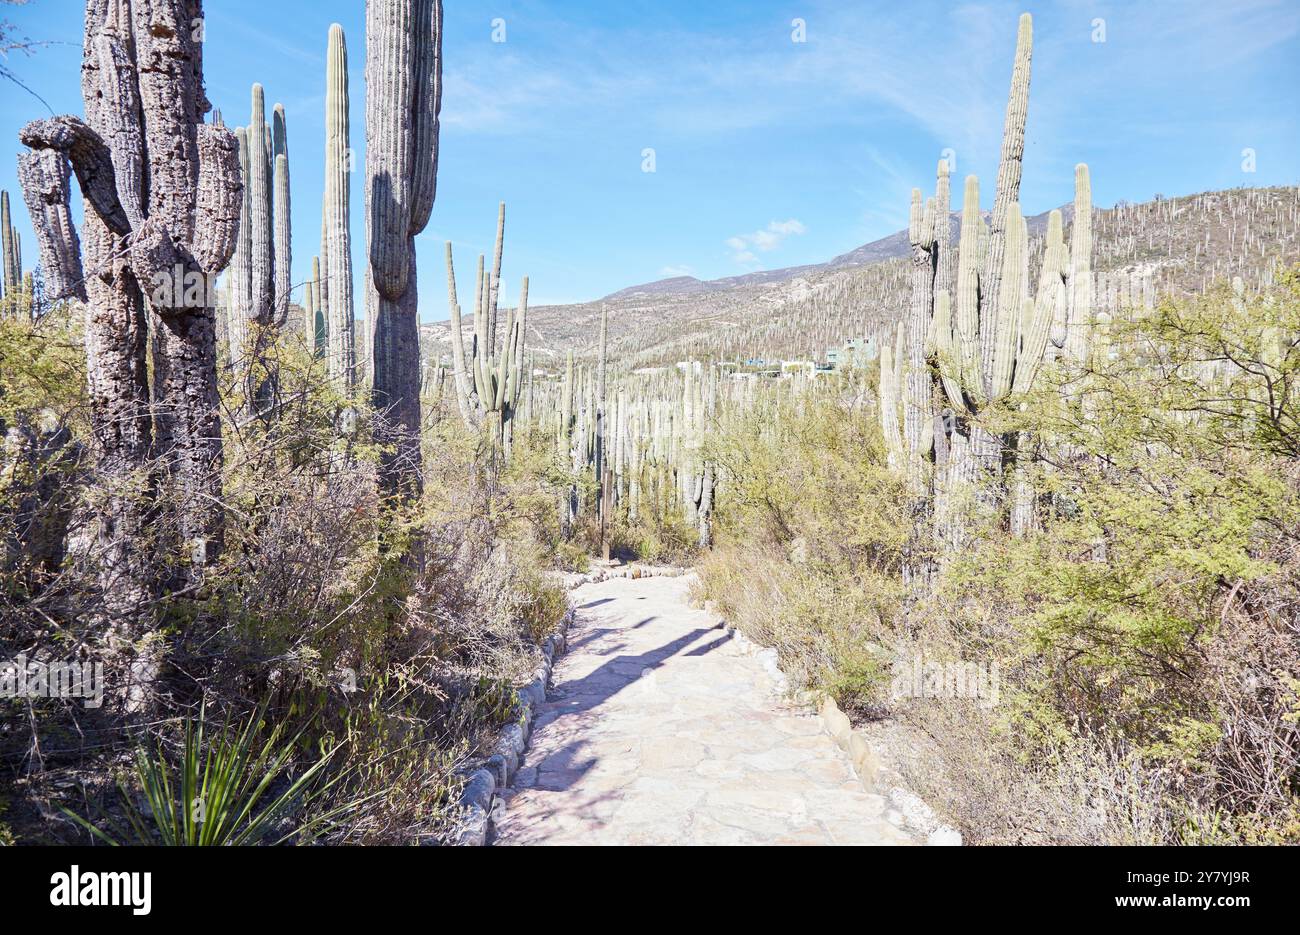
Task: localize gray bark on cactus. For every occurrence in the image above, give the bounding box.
[904,183,937,496]
[19,0,242,636]
[324,22,355,386]
[16,153,86,303]
[366,0,442,496]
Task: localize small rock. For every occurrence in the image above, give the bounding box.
[927,826,963,847]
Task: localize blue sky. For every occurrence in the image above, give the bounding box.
[1,0,1297,320]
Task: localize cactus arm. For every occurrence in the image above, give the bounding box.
[19,117,132,237]
[493,303,516,412]
[488,201,504,357]
[445,240,478,424]
[16,150,87,302]
[510,276,529,408]
[365,0,416,302]
[272,103,291,325]
[989,202,1027,400]
[930,291,967,411]
[978,12,1032,398]
[1016,209,1066,390]
[192,124,244,278]
[410,0,442,233]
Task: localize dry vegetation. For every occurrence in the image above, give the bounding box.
[696,272,1300,845]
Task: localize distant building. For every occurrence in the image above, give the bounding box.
[826,336,878,369]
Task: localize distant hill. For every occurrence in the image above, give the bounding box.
[422,187,1298,372]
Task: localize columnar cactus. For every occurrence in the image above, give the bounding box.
[445,200,530,461]
[272,103,291,326]
[227,126,253,358]
[878,321,905,468]
[1064,164,1093,361]
[322,23,355,385]
[19,0,243,606]
[596,303,608,516]
[309,255,326,355]
[904,179,939,495]
[364,0,443,495]
[1,190,19,313]
[978,12,1032,403]
[247,85,274,328]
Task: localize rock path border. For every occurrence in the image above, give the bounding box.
[450,564,685,846]
[451,564,959,846]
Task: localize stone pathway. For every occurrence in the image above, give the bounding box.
[494,573,914,845]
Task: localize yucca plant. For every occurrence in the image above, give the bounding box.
[65,702,360,846]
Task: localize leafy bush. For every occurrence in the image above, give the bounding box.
[700,273,1300,843]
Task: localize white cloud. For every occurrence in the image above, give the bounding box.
[727,219,806,267]
[659,265,694,277]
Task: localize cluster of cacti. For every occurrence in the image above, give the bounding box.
[446,202,531,461]
[532,342,727,549]
[874,13,1095,550]
[18,0,242,618]
[224,84,291,403]
[0,190,31,318]
[364,0,443,496]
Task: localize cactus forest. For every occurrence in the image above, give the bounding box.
[0,1,1297,864]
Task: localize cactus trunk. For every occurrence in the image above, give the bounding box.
[365,0,443,497]
[323,23,355,386]
[19,0,243,688]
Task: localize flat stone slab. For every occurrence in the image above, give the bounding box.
[494,574,914,846]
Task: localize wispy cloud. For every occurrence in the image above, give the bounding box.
[726,219,807,267]
[660,264,694,277]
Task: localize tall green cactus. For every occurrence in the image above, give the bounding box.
[1,190,18,314]
[248,84,274,327]
[878,321,906,468]
[272,103,291,326]
[309,255,326,355]
[365,0,443,496]
[322,23,355,386]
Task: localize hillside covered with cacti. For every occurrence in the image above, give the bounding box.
[435,183,1299,373]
